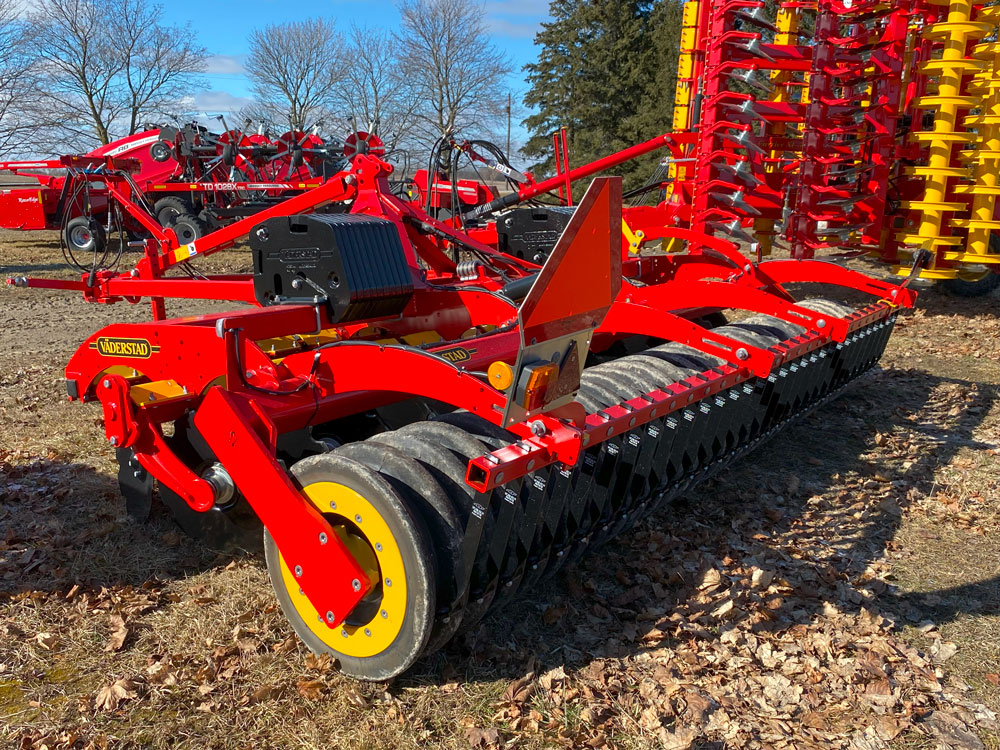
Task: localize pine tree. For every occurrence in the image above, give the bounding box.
[521,0,684,195]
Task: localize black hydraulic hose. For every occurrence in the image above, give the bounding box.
[425,136,446,217]
[499,273,538,302]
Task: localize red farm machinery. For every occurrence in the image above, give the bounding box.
[14,0,1000,681]
[0,119,370,263]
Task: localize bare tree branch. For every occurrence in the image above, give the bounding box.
[245,18,346,131]
[395,0,513,147]
[333,25,421,153]
[27,0,205,149]
[0,0,38,156]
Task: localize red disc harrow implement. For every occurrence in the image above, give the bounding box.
[4,0,930,681]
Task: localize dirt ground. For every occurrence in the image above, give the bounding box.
[0,230,997,750]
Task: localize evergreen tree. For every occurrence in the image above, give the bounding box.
[521,0,684,195]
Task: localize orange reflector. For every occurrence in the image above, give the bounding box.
[488,361,514,391]
[520,362,559,412]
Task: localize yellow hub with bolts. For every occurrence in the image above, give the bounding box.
[276,481,408,658]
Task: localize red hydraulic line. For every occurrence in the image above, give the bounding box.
[552,131,565,204]
[560,127,573,206]
[464,132,692,219]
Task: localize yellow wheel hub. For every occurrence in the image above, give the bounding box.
[276,481,407,658]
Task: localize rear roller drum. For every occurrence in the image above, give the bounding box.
[265,453,436,680]
[335,440,466,654]
[372,422,500,630]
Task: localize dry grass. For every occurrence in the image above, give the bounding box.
[0,229,997,750]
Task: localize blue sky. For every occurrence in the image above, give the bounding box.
[160,0,549,146]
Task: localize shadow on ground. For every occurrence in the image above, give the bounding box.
[1,365,996,689]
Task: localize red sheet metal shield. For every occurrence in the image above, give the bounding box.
[518,176,622,345]
[500,177,622,427]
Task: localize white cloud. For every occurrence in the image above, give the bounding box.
[484,0,545,40]
[204,55,247,75]
[179,90,257,117]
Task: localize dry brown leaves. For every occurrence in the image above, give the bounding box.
[103,614,128,652]
[474,382,1000,749]
[94,677,140,712]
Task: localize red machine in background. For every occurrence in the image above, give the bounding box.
[0,121,361,260]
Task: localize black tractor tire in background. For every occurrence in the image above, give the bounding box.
[941,235,1000,297]
[169,213,209,245]
[63,216,106,256]
[154,196,194,227]
[941,272,1000,298]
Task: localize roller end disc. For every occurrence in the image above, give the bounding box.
[265,453,436,681]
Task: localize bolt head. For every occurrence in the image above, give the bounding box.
[736,347,750,361]
[102,378,111,389]
[375,542,383,552]
[352,578,361,592]
[109,436,119,447]
[817,319,827,328]
[364,628,372,637]
[530,419,547,437]
[354,513,362,523]
[384,578,392,588]
[325,611,335,623]
[294,565,303,578]
[380,610,388,619]
[255,227,269,241]
[319,532,328,545]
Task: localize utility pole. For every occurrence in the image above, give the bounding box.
[506,92,511,156]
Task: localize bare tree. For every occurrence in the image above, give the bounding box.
[245,18,346,131]
[395,0,513,145]
[336,26,420,153]
[29,0,205,148]
[114,1,206,136]
[0,0,34,156]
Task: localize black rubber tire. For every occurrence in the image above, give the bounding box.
[941,273,1000,297]
[265,452,436,681]
[796,298,856,317]
[169,212,208,244]
[335,441,465,653]
[149,140,173,162]
[63,216,106,256]
[153,196,193,227]
[640,345,703,375]
[435,411,516,450]
[370,423,499,628]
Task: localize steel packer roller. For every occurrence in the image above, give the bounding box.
[17,151,917,680]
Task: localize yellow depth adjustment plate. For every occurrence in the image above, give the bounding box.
[903,166,970,178]
[130,379,189,406]
[278,481,407,658]
[911,95,982,109]
[950,218,1000,229]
